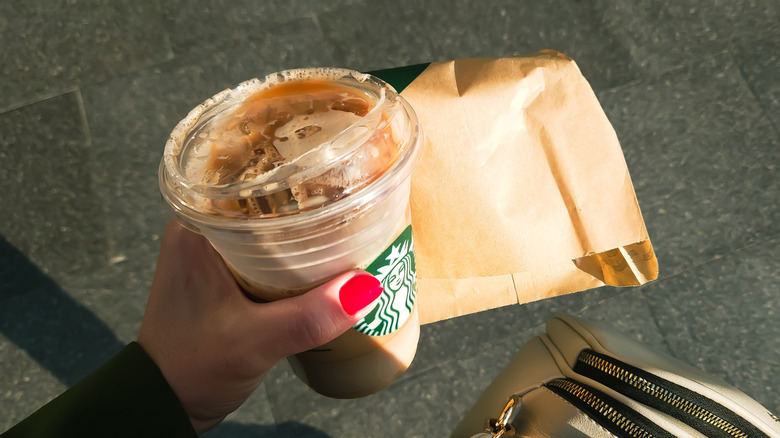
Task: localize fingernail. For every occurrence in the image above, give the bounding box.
[339,274,383,316]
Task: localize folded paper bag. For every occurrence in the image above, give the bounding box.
[372,50,658,324]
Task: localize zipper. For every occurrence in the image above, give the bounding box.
[574,349,769,438]
[544,378,674,438]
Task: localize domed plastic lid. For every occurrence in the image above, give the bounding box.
[160,68,414,219]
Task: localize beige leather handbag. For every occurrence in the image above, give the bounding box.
[452,314,780,438]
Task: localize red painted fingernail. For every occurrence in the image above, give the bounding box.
[339,274,383,316]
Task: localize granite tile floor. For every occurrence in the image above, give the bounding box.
[1,0,778,436]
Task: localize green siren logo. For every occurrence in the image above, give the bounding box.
[355,225,417,337]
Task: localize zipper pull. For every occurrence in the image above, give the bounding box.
[481,394,522,437]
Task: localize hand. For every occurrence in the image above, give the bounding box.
[137,220,383,433]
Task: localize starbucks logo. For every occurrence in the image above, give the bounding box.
[355,225,417,337]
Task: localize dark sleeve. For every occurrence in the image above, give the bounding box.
[2,342,197,438]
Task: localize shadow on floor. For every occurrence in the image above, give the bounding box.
[203,421,332,438]
[0,235,124,386]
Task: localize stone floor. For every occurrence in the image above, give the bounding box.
[1,1,778,436]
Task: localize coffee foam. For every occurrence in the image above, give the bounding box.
[172,75,403,218]
[159,67,420,230]
[164,68,375,188]
[272,109,363,161]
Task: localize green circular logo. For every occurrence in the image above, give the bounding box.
[354,226,417,336]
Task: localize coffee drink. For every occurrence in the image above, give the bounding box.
[159,68,424,398]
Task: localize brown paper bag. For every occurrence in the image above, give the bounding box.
[401,51,658,324]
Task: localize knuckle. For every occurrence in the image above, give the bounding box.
[286,304,332,352]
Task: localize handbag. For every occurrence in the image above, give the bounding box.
[452,314,780,437]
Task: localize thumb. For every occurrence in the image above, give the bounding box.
[257,270,383,360]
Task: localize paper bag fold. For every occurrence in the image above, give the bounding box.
[396,51,658,324]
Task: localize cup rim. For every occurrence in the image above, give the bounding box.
[159,68,424,233]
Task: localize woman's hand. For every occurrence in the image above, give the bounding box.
[137,220,382,433]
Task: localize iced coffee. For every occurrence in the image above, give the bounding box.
[159,68,424,398]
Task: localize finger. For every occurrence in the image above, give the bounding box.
[162,219,220,258]
[169,215,208,235]
[157,219,209,265]
[255,270,383,360]
[150,219,241,309]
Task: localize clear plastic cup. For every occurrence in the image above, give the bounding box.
[159,68,424,398]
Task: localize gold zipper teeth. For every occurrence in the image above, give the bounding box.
[579,352,749,438]
[547,379,655,438]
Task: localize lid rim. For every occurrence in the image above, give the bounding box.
[158,77,424,233]
[161,67,395,199]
